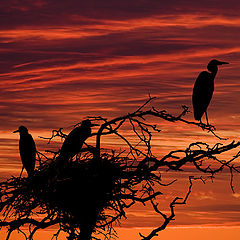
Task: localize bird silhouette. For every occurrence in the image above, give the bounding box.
[57,119,98,164]
[192,59,229,124]
[13,126,36,177]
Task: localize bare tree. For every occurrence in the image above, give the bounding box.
[0,97,240,240]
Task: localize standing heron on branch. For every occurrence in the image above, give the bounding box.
[192,59,229,125]
[13,126,36,177]
[57,119,99,164]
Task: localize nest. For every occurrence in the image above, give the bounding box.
[0,153,129,240]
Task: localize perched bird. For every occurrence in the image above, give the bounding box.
[192,59,229,124]
[13,126,36,177]
[57,119,98,163]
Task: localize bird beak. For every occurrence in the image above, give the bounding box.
[217,61,229,65]
[13,129,19,133]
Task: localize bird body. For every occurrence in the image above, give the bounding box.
[192,71,214,121]
[58,120,98,163]
[14,126,36,177]
[192,59,229,124]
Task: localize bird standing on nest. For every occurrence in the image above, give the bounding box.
[13,126,36,177]
[57,119,98,164]
[192,59,229,125]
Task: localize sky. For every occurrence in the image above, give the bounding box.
[1,0,240,239]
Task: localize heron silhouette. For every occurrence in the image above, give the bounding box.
[192,59,229,125]
[57,119,98,164]
[13,126,36,177]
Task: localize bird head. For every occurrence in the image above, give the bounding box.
[13,126,28,134]
[81,119,99,128]
[207,59,229,72]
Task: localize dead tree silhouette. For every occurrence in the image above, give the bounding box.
[1,96,240,240]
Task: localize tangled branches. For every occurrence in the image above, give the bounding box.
[1,97,240,240]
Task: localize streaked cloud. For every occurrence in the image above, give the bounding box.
[1,0,240,232]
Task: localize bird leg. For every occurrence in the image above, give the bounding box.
[205,111,210,126]
[19,166,24,178]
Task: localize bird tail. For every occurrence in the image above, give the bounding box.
[194,111,202,121]
[193,105,205,121]
[55,154,71,170]
[26,168,34,177]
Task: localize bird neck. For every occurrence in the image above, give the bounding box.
[209,67,218,78]
[81,126,91,135]
[20,132,28,137]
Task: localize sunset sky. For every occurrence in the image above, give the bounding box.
[1,1,240,239]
